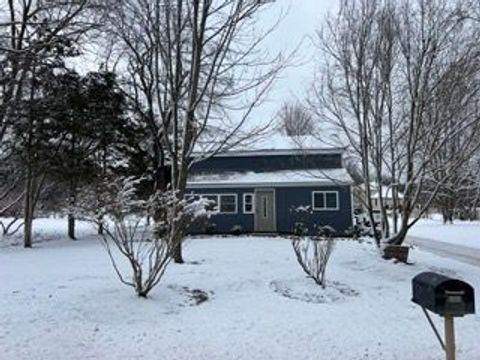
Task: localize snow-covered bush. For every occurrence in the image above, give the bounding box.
[291,226,336,288]
[97,177,208,297]
[230,224,243,236]
[293,222,308,236]
[290,205,312,236]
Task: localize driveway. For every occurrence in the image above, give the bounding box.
[406,235,480,267]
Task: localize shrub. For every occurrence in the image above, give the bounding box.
[97,177,207,297]
[291,226,336,288]
[293,222,308,236]
[230,224,243,236]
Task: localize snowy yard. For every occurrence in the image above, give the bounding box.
[410,217,480,250]
[1,220,480,360]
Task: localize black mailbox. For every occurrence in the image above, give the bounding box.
[412,272,475,317]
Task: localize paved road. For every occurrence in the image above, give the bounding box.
[406,235,480,267]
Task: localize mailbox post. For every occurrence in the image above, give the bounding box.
[411,272,475,360]
[444,316,455,360]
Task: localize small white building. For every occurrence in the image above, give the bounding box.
[371,186,403,210]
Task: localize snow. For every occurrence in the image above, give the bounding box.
[1,219,480,360]
[410,217,480,250]
[0,217,98,248]
[187,168,353,187]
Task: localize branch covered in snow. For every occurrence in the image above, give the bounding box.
[93,176,209,297]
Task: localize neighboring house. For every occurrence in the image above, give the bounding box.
[353,183,404,211]
[186,137,354,236]
[371,186,404,210]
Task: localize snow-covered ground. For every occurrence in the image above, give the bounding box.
[1,219,480,360]
[410,217,480,250]
[0,217,98,248]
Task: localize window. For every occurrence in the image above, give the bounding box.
[243,193,254,214]
[219,194,237,214]
[202,195,219,211]
[312,191,339,210]
[197,194,237,214]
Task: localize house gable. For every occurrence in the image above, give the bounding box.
[191,151,343,174]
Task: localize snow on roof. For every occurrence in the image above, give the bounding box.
[187,168,353,188]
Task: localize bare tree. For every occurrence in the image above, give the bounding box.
[277,101,314,136]
[103,0,287,263]
[310,0,480,248]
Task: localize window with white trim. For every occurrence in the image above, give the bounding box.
[312,191,339,210]
[243,193,254,214]
[201,194,219,212]
[219,194,237,214]
[197,194,238,214]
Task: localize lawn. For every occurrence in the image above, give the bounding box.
[1,220,479,360]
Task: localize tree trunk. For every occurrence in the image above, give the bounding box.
[23,170,34,248]
[388,207,412,246]
[68,213,76,240]
[23,208,33,248]
[387,225,409,246]
[442,209,448,224]
[172,240,184,264]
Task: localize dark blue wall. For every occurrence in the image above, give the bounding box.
[186,188,255,234]
[187,185,352,236]
[275,186,353,236]
[191,153,342,173]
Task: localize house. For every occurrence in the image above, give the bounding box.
[185,136,354,236]
[371,186,403,210]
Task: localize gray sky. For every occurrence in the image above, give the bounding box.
[255,0,338,122]
[69,0,339,124]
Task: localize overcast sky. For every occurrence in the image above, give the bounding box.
[255,0,338,122]
[69,0,339,125]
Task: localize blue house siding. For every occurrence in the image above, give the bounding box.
[275,186,353,236]
[186,185,353,236]
[186,188,255,234]
[191,153,342,173]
